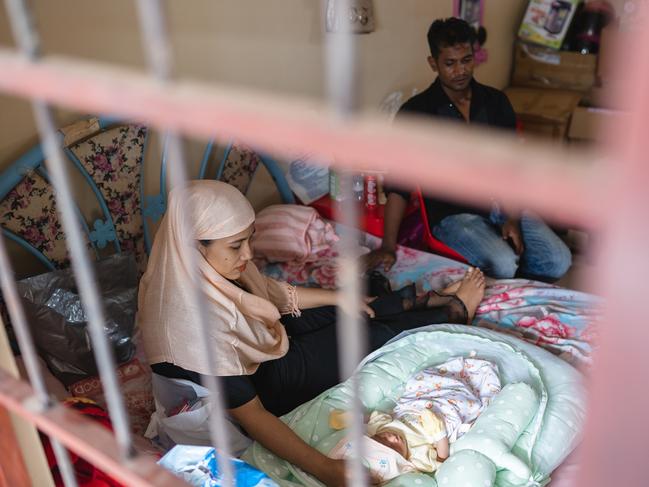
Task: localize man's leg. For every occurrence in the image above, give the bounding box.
[432,213,518,278]
[518,213,572,282]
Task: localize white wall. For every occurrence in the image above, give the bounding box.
[0,0,528,166]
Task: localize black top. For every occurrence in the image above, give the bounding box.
[387,77,517,227]
[151,279,258,411]
[151,362,256,410]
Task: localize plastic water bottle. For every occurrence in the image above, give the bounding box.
[352,174,364,202]
[329,168,343,201]
[365,174,377,210]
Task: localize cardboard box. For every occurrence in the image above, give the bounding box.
[579,86,609,108]
[505,87,582,139]
[568,106,626,141]
[518,0,581,49]
[512,42,597,92]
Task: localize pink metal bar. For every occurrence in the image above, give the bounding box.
[1,13,647,485]
[4,0,135,464]
[577,27,649,487]
[0,369,188,487]
[132,1,236,483]
[324,0,368,483]
[0,50,601,228]
[0,223,78,487]
[0,405,31,487]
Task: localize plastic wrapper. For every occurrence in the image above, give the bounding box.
[17,253,138,385]
[159,445,277,487]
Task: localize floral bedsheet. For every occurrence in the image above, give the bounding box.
[257,231,600,369]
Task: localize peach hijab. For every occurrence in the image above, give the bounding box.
[138,180,289,376]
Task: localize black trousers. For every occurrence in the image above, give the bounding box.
[252,296,465,417]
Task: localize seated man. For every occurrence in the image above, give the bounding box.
[366,17,571,281]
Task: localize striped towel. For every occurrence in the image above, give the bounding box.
[251,204,338,263]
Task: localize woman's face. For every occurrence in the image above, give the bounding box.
[200,223,255,280]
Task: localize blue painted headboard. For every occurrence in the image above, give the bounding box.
[0,116,294,275]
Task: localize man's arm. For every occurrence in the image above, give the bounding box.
[362,192,408,272]
[362,102,420,272]
[381,192,409,251]
[498,90,518,131]
[494,90,524,254]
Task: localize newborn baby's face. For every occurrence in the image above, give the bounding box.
[372,431,407,458]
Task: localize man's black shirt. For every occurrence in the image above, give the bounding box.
[387,77,517,227]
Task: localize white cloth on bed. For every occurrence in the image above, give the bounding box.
[329,434,417,483]
[394,357,501,442]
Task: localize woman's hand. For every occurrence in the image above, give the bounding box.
[231,398,359,486]
[296,288,375,318]
[339,295,376,319]
[363,296,377,318]
[316,458,347,487]
[317,458,381,486]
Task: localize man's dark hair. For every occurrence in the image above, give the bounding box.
[427,17,476,59]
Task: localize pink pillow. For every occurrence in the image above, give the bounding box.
[251,204,338,263]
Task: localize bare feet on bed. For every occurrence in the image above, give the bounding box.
[440,278,463,296]
[440,268,494,296]
[453,267,486,323]
[408,268,485,323]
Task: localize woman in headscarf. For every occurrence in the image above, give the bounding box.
[138,180,484,486]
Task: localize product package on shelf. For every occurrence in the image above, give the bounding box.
[518,0,581,49]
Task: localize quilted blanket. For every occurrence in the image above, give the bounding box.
[257,229,600,368]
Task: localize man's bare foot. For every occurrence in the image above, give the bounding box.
[453,267,486,323]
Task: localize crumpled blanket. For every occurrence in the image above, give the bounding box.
[251,204,338,263]
[394,356,501,443]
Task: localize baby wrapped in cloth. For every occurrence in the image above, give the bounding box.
[329,357,501,483]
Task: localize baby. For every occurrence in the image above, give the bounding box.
[366,408,449,471]
[328,407,449,481]
[327,357,500,482]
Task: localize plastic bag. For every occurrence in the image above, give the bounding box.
[146,374,252,456]
[285,155,330,205]
[159,445,277,487]
[17,253,138,385]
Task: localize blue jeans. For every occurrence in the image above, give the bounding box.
[432,212,572,281]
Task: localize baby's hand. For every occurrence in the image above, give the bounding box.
[435,437,449,461]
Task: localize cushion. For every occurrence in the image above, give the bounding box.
[242,324,586,486]
[449,382,538,480]
[251,205,338,263]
